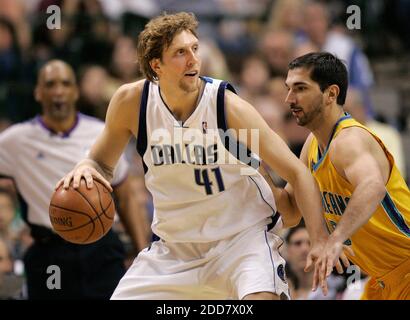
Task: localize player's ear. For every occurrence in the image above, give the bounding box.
[150,58,161,77]
[326,84,339,104]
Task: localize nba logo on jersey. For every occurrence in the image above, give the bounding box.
[202,121,207,134]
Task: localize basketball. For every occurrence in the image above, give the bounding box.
[49,179,115,244]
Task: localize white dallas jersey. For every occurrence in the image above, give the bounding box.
[0,113,128,229]
[137,77,280,242]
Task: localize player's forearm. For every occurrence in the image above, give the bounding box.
[329,180,385,244]
[259,165,301,227]
[275,189,301,228]
[293,168,329,243]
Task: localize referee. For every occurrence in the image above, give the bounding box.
[0,60,150,299]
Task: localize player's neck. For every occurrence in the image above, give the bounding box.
[158,79,204,122]
[311,107,345,153]
[41,113,77,135]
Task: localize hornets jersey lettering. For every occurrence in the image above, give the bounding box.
[137,77,278,243]
[307,114,410,278]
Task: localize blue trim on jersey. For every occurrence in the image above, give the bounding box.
[264,230,276,289]
[216,81,236,131]
[312,113,352,172]
[199,76,213,83]
[381,192,410,237]
[248,176,279,231]
[136,80,150,174]
[216,81,259,169]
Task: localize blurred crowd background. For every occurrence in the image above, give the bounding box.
[0,0,409,299]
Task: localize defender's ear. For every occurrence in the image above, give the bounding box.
[326,84,340,104]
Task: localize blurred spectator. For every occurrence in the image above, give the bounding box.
[217,0,271,16]
[0,236,24,299]
[110,36,141,84]
[238,54,270,102]
[198,38,232,81]
[77,65,113,120]
[215,18,255,76]
[284,221,345,299]
[99,0,158,21]
[0,236,13,274]
[344,88,406,177]
[0,0,32,51]
[33,0,114,69]
[0,187,32,274]
[260,29,295,77]
[0,187,17,242]
[302,1,375,118]
[292,40,319,60]
[0,16,34,123]
[267,0,305,43]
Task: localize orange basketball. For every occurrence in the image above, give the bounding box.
[49,179,115,244]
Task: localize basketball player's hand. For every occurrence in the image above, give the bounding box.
[314,240,353,295]
[304,240,326,293]
[56,164,113,192]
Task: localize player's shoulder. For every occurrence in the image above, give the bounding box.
[105,80,146,133]
[335,126,374,145]
[330,126,373,159]
[112,79,146,107]
[224,85,250,112]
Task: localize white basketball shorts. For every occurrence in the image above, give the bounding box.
[111,219,290,300]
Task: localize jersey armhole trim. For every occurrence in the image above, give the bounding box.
[136,80,150,173]
[216,81,236,131]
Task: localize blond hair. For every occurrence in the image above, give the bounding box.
[137,12,199,81]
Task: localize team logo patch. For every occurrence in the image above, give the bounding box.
[277,264,287,283]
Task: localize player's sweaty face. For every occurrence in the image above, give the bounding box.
[36,64,79,121]
[159,30,201,93]
[285,68,324,127]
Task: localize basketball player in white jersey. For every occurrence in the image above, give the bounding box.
[58,12,337,300]
[0,60,150,299]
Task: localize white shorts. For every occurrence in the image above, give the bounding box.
[111,219,290,300]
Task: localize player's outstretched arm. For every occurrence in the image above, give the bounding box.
[57,81,144,191]
[224,91,328,243]
[260,134,317,228]
[315,128,386,291]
